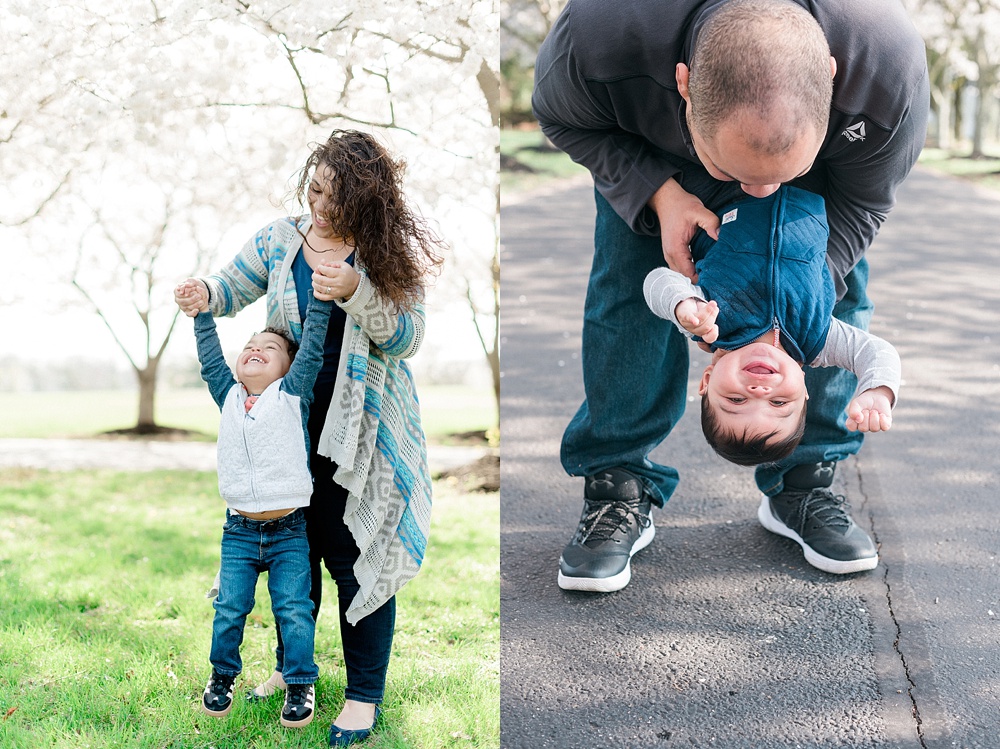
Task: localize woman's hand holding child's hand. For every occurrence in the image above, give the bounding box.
[846,386,894,433]
[312,262,361,301]
[174,279,209,317]
[675,298,720,344]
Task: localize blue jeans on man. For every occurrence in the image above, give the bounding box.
[210,509,318,685]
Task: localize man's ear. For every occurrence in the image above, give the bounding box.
[698,365,712,396]
[676,62,691,102]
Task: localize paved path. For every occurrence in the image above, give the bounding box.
[499,167,1000,749]
[0,438,486,475]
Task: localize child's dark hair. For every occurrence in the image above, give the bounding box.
[262,327,299,362]
[700,394,807,466]
[293,129,444,312]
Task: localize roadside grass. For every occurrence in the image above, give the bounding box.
[502,124,1000,199]
[0,384,494,443]
[0,469,499,748]
[500,127,587,195]
[918,146,1000,194]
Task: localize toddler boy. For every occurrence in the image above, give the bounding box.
[182,281,332,728]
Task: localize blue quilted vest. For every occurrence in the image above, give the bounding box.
[689,185,834,364]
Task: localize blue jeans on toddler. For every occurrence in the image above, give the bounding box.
[561,188,872,503]
[210,508,318,685]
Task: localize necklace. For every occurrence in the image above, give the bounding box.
[302,230,352,255]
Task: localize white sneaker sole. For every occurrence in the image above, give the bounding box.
[280,711,314,728]
[557,522,656,592]
[201,700,233,718]
[757,495,878,574]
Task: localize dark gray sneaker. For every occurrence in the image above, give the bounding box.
[558,467,655,592]
[280,683,315,728]
[757,461,878,574]
[202,670,236,717]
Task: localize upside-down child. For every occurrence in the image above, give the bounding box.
[644,184,900,466]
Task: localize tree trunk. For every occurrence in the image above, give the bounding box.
[971,78,985,158]
[953,83,964,145]
[936,69,953,151]
[488,343,500,432]
[136,360,159,430]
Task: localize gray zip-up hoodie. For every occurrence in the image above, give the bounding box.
[194,295,333,513]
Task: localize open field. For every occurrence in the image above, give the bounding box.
[0,385,495,443]
[0,469,498,748]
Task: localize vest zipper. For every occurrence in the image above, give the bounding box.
[242,413,257,502]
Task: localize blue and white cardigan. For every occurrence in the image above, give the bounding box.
[203,216,431,624]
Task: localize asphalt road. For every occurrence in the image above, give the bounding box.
[499,167,1000,749]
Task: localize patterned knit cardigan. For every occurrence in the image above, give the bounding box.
[203,216,431,624]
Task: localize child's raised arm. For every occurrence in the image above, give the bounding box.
[280,294,334,405]
[193,312,237,410]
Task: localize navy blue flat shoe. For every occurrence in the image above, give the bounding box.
[329,706,381,747]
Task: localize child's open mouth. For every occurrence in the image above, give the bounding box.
[744,362,776,375]
[247,356,265,364]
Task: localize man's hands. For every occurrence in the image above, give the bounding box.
[648,177,720,282]
[311,261,360,301]
[846,386,894,433]
[675,298,719,344]
[175,278,209,317]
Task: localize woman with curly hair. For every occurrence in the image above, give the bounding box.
[175,129,443,746]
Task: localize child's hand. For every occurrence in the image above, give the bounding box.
[312,262,360,301]
[174,279,209,317]
[846,386,894,433]
[675,298,719,344]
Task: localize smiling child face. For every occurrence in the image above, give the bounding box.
[234,332,292,390]
[699,342,808,444]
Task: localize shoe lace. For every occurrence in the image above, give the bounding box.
[286,684,309,706]
[208,675,232,697]
[579,500,651,544]
[797,488,851,530]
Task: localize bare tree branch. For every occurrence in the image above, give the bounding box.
[1,171,71,227]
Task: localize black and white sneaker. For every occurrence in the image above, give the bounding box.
[280,683,315,728]
[757,461,878,574]
[202,670,236,717]
[557,467,655,592]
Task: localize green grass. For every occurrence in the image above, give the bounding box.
[918,146,1000,194]
[0,385,495,442]
[0,469,498,748]
[500,127,587,196]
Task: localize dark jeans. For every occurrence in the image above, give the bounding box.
[273,381,395,704]
[560,188,872,503]
[210,509,318,684]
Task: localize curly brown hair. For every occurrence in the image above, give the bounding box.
[293,130,444,311]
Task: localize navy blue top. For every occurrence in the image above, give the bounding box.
[292,250,352,387]
[690,186,835,365]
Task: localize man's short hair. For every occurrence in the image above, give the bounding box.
[261,327,299,362]
[688,0,832,153]
[701,394,808,466]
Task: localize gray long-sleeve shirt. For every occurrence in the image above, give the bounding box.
[532,0,929,300]
[644,267,901,404]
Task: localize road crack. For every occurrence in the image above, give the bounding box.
[855,460,928,748]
